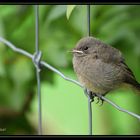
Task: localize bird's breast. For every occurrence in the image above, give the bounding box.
[73,56,123,94]
[73,56,106,94]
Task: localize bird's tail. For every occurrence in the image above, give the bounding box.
[122,62,140,93]
[133,82,140,92]
[125,77,140,93]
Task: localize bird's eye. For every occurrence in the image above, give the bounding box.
[83,46,89,51]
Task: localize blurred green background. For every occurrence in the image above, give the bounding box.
[0,5,140,135]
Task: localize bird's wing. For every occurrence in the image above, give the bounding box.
[120,61,140,90]
[97,43,136,81]
[97,43,124,64]
[120,61,136,79]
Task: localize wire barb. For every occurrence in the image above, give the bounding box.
[32,51,42,72]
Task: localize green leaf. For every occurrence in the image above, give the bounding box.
[66,5,76,20]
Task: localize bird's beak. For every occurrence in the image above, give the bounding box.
[68,49,84,54]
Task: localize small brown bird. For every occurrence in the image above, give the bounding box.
[72,36,140,103]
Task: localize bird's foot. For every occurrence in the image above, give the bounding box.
[84,88,95,103]
[96,96,104,106]
[84,88,104,105]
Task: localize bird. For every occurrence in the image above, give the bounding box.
[72,36,140,104]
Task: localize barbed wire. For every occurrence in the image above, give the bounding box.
[1,36,140,129]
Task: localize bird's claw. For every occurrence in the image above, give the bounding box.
[97,97,104,106]
[84,88,104,105]
[96,97,100,104]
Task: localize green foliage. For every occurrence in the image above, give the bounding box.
[66,5,76,19]
[0,5,140,135]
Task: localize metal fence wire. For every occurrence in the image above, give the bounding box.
[0,5,140,135]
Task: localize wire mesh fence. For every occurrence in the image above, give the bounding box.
[0,5,140,135]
